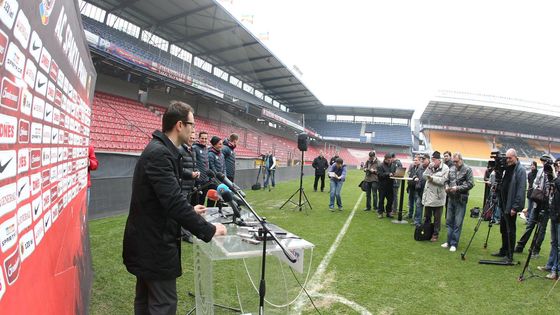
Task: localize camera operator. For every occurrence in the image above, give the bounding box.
[491,149,526,263]
[362,151,380,212]
[422,151,449,242]
[514,154,553,257]
[264,150,277,189]
[538,158,560,280]
[442,153,474,252]
[526,161,538,222]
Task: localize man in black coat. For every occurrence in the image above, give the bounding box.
[377,153,395,218]
[312,151,329,192]
[123,101,227,315]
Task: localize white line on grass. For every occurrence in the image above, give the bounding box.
[294,192,371,315]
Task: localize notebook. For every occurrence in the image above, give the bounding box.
[393,167,407,178]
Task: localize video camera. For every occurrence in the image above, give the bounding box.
[487,150,507,182]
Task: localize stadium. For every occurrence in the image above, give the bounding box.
[1,0,559,314]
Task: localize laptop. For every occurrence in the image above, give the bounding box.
[393,167,407,178]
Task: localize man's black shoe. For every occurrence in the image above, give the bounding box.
[501,257,514,264]
[491,251,507,257]
[514,246,523,253]
[363,208,371,211]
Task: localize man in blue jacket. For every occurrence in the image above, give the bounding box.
[122,101,226,314]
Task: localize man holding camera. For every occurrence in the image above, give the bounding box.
[515,154,553,257]
[422,151,449,242]
[441,153,474,252]
[362,151,380,211]
[538,158,560,279]
[492,149,526,262]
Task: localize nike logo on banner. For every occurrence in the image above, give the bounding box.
[0,157,13,173]
[32,43,39,51]
[45,111,51,117]
[17,183,26,196]
[38,81,45,88]
[34,204,39,215]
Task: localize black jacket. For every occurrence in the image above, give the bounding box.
[378,162,394,188]
[312,156,329,175]
[123,131,216,280]
[222,139,236,180]
[179,144,197,196]
[192,142,209,184]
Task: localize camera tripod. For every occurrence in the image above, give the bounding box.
[461,185,497,260]
[519,183,555,281]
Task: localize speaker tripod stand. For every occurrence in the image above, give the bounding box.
[281,150,312,212]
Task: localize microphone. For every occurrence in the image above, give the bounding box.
[216,184,242,220]
[215,172,246,197]
[207,189,220,201]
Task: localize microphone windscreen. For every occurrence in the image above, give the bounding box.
[207,189,219,201]
[220,190,234,202]
[206,169,216,178]
[215,172,226,181]
[216,184,229,194]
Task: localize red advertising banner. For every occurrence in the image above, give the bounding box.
[0,0,96,314]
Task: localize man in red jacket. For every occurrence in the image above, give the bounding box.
[88,144,98,207]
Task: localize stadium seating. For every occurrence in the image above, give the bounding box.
[306,120,411,147]
[426,130,493,159]
[495,137,543,159]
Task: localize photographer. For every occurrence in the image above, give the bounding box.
[514,154,553,257]
[526,161,538,222]
[362,151,380,212]
[264,150,277,189]
[422,151,449,242]
[442,153,474,252]
[406,155,420,219]
[538,158,560,280]
[491,149,526,263]
[377,153,395,218]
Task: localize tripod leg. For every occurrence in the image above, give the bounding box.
[280,188,300,209]
[461,215,484,260]
[484,221,493,249]
[519,217,543,281]
[301,187,313,210]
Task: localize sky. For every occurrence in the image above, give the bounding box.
[220,0,560,112]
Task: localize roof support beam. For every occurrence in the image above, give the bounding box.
[262,82,302,89]
[215,55,273,67]
[279,95,313,101]
[247,75,293,83]
[153,4,215,27]
[269,89,307,96]
[196,41,259,57]
[230,66,284,76]
[107,0,141,13]
[171,25,238,44]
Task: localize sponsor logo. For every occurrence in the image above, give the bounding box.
[3,248,20,285]
[17,176,29,203]
[23,59,36,88]
[30,172,40,195]
[30,149,41,171]
[18,230,34,262]
[31,96,44,119]
[40,0,56,26]
[29,31,42,62]
[43,209,51,232]
[39,47,50,73]
[34,71,47,96]
[0,182,16,218]
[17,203,31,233]
[5,42,24,78]
[31,195,42,222]
[0,28,7,65]
[17,148,28,174]
[13,10,30,49]
[42,190,50,210]
[0,215,17,253]
[52,108,60,125]
[50,185,58,201]
[18,119,29,143]
[0,113,16,144]
[0,77,19,111]
[0,150,16,181]
[19,88,32,116]
[34,218,44,245]
[54,88,62,107]
[44,102,53,122]
[51,127,58,144]
[50,147,57,165]
[49,60,58,81]
[56,70,64,89]
[42,124,51,145]
[42,168,50,187]
[0,0,18,29]
[46,80,55,102]
[30,122,42,144]
[0,265,5,300]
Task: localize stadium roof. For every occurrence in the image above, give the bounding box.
[421,91,560,138]
[301,105,414,119]
[86,0,322,109]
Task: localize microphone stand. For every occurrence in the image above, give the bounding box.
[233,190,297,315]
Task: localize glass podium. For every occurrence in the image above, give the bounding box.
[193,207,315,315]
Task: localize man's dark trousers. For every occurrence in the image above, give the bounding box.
[314,173,325,192]
[134,277,177,315]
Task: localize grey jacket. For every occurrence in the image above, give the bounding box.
[363,158,380,182]
[446,163,474,201]
[422,162,449,207]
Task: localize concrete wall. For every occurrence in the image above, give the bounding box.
[89,152,314,220]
